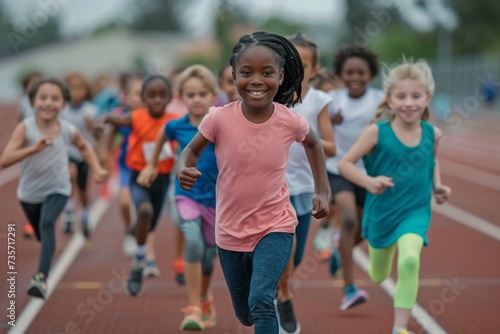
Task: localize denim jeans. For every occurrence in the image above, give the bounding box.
[218,232,293,334]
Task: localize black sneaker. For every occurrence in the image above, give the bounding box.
[81,214,90,239]
[27,274,47,299]
[275,299,301,334]
[126,264,144,296]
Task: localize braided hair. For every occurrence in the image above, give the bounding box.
[141,74,172,98]
[229,31,304,107]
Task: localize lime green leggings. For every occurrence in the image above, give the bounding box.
[368,233,424,309]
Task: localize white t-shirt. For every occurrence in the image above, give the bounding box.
[59,101,97,161]
[326,87,385,175]
[286,87,332,195]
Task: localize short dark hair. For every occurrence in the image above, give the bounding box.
[28,78,71,106]
[141,75,172,98]
[333,45,379,78]
[288,33,319,67]
[229,31,304,107]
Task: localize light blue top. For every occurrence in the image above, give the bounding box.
[362,119,435,248]
[165,115,218,207]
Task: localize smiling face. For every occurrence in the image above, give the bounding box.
[233,44,284,114]
[387,79,431,125]
[340,56,372,98]
[33,83,66,121]
[142,80,171,117]
[181,77,216,117]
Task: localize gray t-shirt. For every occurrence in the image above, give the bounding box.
[17,117,76,203]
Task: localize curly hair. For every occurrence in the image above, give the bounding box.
[333,45,379,78]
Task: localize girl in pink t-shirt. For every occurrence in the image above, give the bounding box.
[177,31,330,334]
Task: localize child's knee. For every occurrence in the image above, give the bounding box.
[369,267,388,284]
[399,253,420,273]
[341,215,358,233]
[137,202,153,221]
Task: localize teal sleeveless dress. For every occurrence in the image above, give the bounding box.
[362,120,435,248]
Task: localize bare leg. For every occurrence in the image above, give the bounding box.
[394,307,411,329]
[336,191,360,286]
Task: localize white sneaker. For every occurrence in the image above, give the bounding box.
[313,224,334,252]
[143,260,160,278]
[122,232,137,257]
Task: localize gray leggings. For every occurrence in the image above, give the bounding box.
[178,218,216,276]
[21,194,68,277]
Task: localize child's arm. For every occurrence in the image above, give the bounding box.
[302,129,329,219]
[137,129,168,187]
[432,127,452,204]
[104,113,132,127]
[73,130,109,183]
[317,106,336,157]
[177,132,210,190]
[0,123,53,168]
[96,124,116,170]
[338,124,394,194]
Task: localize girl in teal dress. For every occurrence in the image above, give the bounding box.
[338,60,452,334]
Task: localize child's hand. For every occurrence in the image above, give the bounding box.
[312,193,329,219]
[137,165,158,187]
[33,136,54,153]
[178,167,201,190]
[94,168,109,184]
[367,176,394,194]
[330,110,343,124]
[434,185,452,204]
[92,119,106,141]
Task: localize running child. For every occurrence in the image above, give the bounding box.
[98,75,143,256]
[138,65,219,331]
[177,31,329,334]
[0,78,108,299]
[326,45,385,311]
[216,64,240,105]
[275,33,336,334]
[103,75,178,296]
[60,72,99,237]
[338,60,451,334]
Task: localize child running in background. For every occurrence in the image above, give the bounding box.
[275,33,336,334]
[215,64,240,106]
[338,60,451,334]
[326,45,385,311]
[60,72,99,238]
[104,75,178,296]
[98,76,143,256]
[177,31,329,334]
[17,70,43,239]
[0,78,107,299]
[138,65,219,331]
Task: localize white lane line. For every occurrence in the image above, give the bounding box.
[353,248,448,334]
[440,158,500,191]
[432,203,500,242]
[0,164,19,187]
[9,185,115,334]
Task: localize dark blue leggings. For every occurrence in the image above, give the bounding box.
[218,232,293,334]
[294,213,312,268]
[21,194,68,277]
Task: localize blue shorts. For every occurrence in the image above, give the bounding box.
[119,165,131,188]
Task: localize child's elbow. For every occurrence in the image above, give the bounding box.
[324,146,336,158]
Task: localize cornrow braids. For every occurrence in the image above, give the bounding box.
[229,31,304,107]
[141,74,172,98]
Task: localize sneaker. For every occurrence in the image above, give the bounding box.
[329,233,342,276]
[63,211,74,234]
[275,299,301,334]
[313,224,334,261]
[27,273,47,299]
[340,285,369,311]
[179,306,204,331]
[200,291,217,328]
[126,264,144,296]
[172,258,185,286]
[143,259,160,278]
[122,230,136,257]
[393,329,415,334]
[81,213,90,239]
[23,223,35,239]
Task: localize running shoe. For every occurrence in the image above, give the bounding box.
[200,291,216,328]
[63,211,74,234]
[81,212,90,238]
[329,233,342,276]
[23,223,35,239]
[393,329,415,334]
[172,258,186,286]
[126,263,144,296]
[313,224,334,261]
[340,285,369,311]
[122,230,136,257]
[27,273,47,299]
[179,306,204,331]
[143,259,160,278]
[275,299,301,334]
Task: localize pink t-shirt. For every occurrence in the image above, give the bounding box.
[198,101,310,251]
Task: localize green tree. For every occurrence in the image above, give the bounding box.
[128,0,182,31]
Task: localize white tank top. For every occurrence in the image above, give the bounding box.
[17,117,76,203]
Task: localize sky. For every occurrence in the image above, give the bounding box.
[3,0,345,37]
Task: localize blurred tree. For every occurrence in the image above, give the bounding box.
[260,17,303,37]
[127,0,182,31]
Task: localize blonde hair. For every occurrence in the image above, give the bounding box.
[178,65,217,96]
[374,59,434,123]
